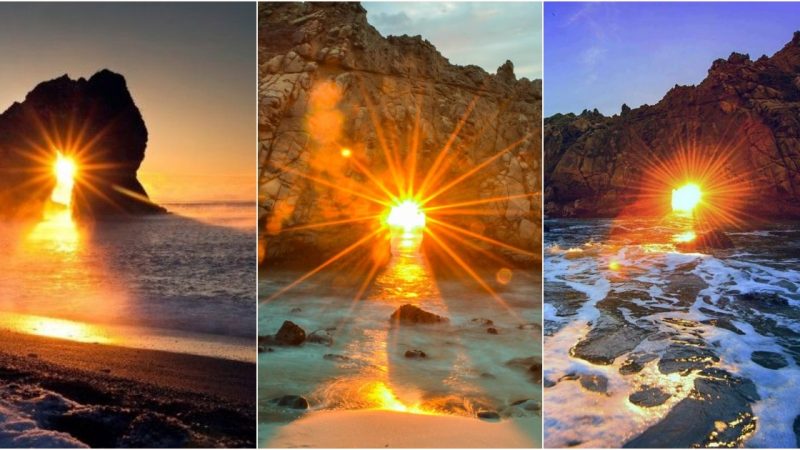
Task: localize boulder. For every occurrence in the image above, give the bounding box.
[307,330,333,346]
[404,349,427,359]
[275,321,306,345]
[390,304,447,324]
[273,395,309,410]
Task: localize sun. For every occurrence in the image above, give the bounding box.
[386,200,426,232]
[51,151,77,206]
[671,183,701,214]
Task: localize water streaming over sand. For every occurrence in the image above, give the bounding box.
[259,249,541,445]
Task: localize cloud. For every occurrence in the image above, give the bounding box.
[364,2,542,79]
[370,11,412,33]
[580,45,607,66]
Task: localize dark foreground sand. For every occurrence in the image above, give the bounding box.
[0,329,256,447]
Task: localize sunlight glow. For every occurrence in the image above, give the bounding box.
[387,200,426,232]
[340,147,352,158]
[52,151,77,206]
[364,381,433,415]
[673,230,697,243]
[0,313,111,344]
[671,183,701,214]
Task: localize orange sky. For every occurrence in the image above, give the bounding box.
[0,3,255,203]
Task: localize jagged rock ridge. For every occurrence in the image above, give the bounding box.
[0,70,164,219]
[544,32,800,219]
[259,2,542,265]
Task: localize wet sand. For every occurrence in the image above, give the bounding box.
[0,329,256,447]
[263,410,540,448]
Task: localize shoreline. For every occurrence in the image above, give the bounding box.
[262,410,540,448]
[0,329,256,447]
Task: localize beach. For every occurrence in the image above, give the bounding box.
[0,329,256,447]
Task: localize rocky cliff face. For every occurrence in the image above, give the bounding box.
[259,2,541,265]
[545,32,800,219]
[0,70,164,220]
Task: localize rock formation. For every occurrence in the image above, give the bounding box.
[0,70,164,220]
[259,2,541,265]
[545,32,800,219]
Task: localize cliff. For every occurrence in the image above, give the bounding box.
[259,2,541,265]
[544,32,800,219]
[0,70,164,220]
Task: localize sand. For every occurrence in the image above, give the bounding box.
[0,329,256,447]
[263,410,541,448]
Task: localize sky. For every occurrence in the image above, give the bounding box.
[364,2,542,80]
[0,3,255,202]
[545,2,800,116]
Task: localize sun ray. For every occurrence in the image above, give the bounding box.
[263,227,385,303]
[426,217,537,257]
[273,162,392,207]
[415,93,482,199]
[349,157,401,204]
[423,228,516,314]
[279,214,383,233]
[420,135,530,206]
[356,76,406,195]
[423,193,538,212]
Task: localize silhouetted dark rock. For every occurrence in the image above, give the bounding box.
[404,349,427,359]
[506,356,542,384]
[486,327,499,335]
[390,304,447,324]
[0,70,165,219]
[579,374,608,394]
[624,369,759,448]
[751,350,789,369]
[793,415,800,447]
[307,329,333,346]
[273,395,309,409]
[629,386,670,407]
[477,411,500,421]
[275,320,306,345]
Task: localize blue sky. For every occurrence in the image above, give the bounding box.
[364,2,542,80]
[545,2,800,116]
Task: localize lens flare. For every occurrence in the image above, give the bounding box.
[387,200,426,232]
[671,183,701,213]
[52,151,77,206]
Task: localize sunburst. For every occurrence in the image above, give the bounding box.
[261,76,539,307]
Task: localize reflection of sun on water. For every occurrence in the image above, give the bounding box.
[0,312,111,344]
[363,381,435,415]
[27,151,80,253]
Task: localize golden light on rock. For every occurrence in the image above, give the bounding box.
[52,151,77,206]
[671,183,701,214]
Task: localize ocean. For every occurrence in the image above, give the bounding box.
[259,250,541,445]
[0,201,256,362]
[543,218,800,448]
